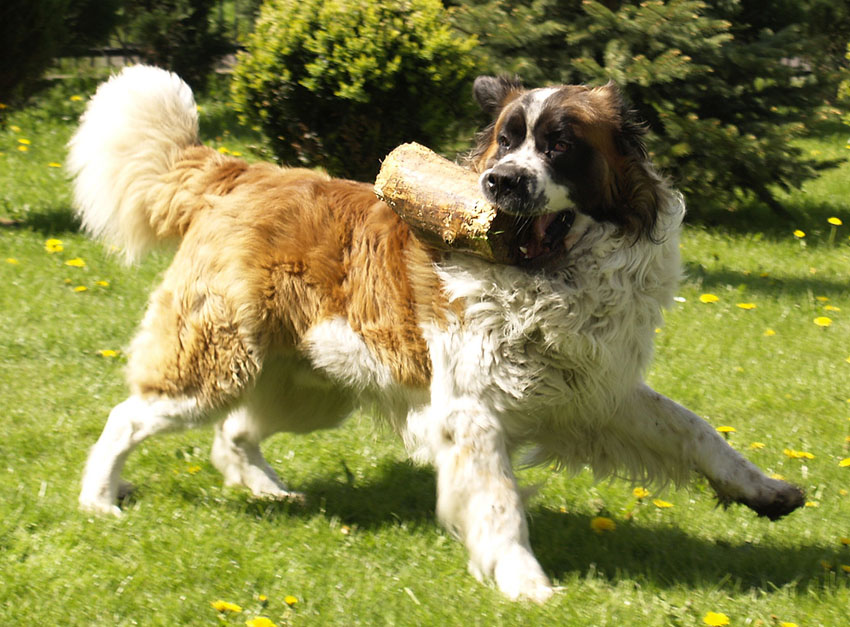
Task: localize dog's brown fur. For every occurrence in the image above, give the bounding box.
[128,146,449,409]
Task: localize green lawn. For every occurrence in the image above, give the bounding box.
[1,80,848,626]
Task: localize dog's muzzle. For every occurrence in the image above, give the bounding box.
[482,164,537,215]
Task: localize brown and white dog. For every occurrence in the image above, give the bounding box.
[69,66,803,602]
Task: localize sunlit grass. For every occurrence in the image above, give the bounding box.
[1,75,848,625]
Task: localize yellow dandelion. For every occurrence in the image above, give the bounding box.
[652,499,673,508]
[841,565,850,574]
[231,151,243,157]
[816,296,830,302]
[95,280,110,287]
[764,329,776,337]
[70,95,83,102]
[44,238,63,253]
[47,162,62,168]
[10,125,21,132]
[824,305,840,312]
[258,594,268,603]
[702,611,730,626]
[5,257,19,264]
[284,595,298,606]
[246,618,277,627]
[217,146,230,154]
[770,473,785,480]
[211,600,242,613]
[716,426,736,434]
[783,448,814,460]
[839,537,850,546]
[699,293,719,304]
[779,623,800,627]
[187,465,202,474]
[65,257,85,267]
[813,316,832,327]
[839,458,850,467]
[633,487,650,499]
[17,138,30,145]
[17,145,28,152]
[749,442,765,450]
[0,102,6,109]
[98,349,118,358]
[793,229,806,238]
[804,501,819,508]
[590,516,616,533]
[828,217,843,226]
[736,303,756,310]
[73,285,87,292]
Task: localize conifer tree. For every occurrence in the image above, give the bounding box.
[453,0,844,216]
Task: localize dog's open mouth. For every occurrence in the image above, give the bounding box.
[513,209,575,265]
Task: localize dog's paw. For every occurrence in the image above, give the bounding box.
[492,546,555,604]
[750,479,805,521]
[251,488,306,504]
[79,495,123,517]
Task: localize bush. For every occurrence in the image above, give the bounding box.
[231,0,479,181]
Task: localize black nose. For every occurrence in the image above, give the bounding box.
[482,165,532,214]
[485,170,518,198]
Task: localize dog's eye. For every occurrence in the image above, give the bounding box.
[551,140,571,154]
[497,135,510,149]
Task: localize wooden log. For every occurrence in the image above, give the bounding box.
[374,142,518,264]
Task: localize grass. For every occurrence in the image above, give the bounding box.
[1,78,849,626]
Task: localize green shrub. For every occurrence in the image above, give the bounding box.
[453,0,846,218]
[231,0,479,181]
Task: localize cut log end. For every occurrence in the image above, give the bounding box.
[375,142,518,264]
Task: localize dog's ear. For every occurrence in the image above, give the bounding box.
[473,75,524,117]
[600,83,670,242]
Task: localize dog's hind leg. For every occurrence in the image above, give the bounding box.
[79,395,219,516]
[613,384,805,520]
[210,406,302,501]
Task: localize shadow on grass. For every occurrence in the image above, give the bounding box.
[1,206,80,235]
[684,261,849,298]
[232,459,438,527]
[686,198,848,244]
[218,459,840,593]
[529,508,841,592]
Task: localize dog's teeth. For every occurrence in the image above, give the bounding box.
[519,246,528,256]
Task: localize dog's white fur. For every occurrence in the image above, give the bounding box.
[70,66,803,603]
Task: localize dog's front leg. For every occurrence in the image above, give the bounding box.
[430,398,554,603]
[623,384,805,519]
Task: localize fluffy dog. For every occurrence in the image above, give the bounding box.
[69,66,804,602]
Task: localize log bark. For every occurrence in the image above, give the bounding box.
[374,142,517,264]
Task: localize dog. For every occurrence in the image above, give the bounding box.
[69,66,804,602]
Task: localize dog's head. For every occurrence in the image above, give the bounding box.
[469,76,667,265]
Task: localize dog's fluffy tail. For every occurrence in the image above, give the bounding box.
[67,65,200,263]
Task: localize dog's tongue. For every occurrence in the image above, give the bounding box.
[533,213,558,242]
[520,213,566,260]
